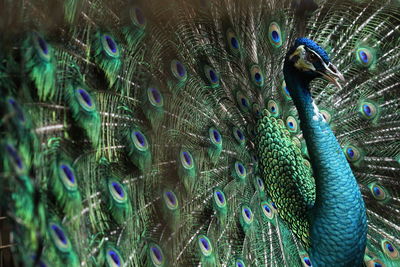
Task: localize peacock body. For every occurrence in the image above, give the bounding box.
[0,0,399,266]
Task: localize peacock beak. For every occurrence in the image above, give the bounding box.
[317,62,345,89]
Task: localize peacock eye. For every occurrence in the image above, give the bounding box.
[75,88,95,112]
[319,109,332,124]
[209,127,222,145]
[7,98,26,123]
[252,103,261,118]
[267,99,280,117]
[268,22,283,47]
[180,150,194,169]
[234,161,247,180]
[260,201,274,220]
[149,244,165,266]
[131,130,149,151]
[241,205,254,225]
[49,223,71,252]
[198,235,213,256]
[255,176,265,192]
[213,188,226,208]
[236,91,250,112]
[250,65,264,86]
[281,80,291,100]
[203,65,219,87]
[235,259,246,267]
[226,28,241,54]
[171,59,187,81]
[233,127,246,145]
[34,33,51,61]
[147,87,164,107]
[6,144,24,171]
[359,100,378,120]
[101,34,120,57]
[163,190,179,210]
[286,116,299,133]
[106,249,123,267]
[368,183,388,202]
[356,47,373,67]
[344,144,361,162]
[130,7,146,27]
[302,256,312,266]
[109,181,128,204]
[381,240,399,259]
[59,163,77,191]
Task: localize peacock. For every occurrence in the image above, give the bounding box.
[0,0,399,266]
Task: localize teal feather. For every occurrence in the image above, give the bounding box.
[1,0,400,267]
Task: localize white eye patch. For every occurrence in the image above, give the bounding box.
[290,45,316,72]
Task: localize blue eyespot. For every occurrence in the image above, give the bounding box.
[359,101,378,120]
[59,163,77,191]
[75,88,95,112]
[280,80,291,100]
[252,103,261,118]
[106,36,117,53]
[268,22,283,47]
[49,223,71,252]
[286,116,299,133]
[6,144,23,170]
[213,188,226,208]
[374,263,382,267]
[130,7,146,27]
[369,183,388,201]
[235,259,245,267]
[226,29,240,54]
[303,256,312,266]
[241,205,254,225]
[101,34,119,57]
[233,127,245,145]
[109,181,128,204]
[209,127,222,145]
[344,145,361,162]
[180,150,194,169]
[319,109,332,124]
[204,65,219,87]
[107,249,122,267]
[148,87,164,107]
[268,100,280,117]
[260,201,274,220]
[52,224,66,244]
[34,33,51,61]
[131,130,149,151]
[38,36,48,54]
[198,235,213,256]
[8,98,25,123]
[164,190,179,210]
[355,47,374,67]
[236,91,250,112]
[250,65,264,86]
[171,60,187,81]
[381,240,399,259]
[363,104,371,116]
[256,177,264,191]
[149,244,165,266]
[271,202,277,210]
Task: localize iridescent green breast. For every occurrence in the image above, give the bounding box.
[255,109,315,247]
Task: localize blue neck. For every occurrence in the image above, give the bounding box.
[284,67,367,266]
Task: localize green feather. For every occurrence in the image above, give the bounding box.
[93,32,122,87]
[22,32,56,101]
[64,72,101,147]
[124,127,152,171]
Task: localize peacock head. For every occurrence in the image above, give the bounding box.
[285,37,344,89]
